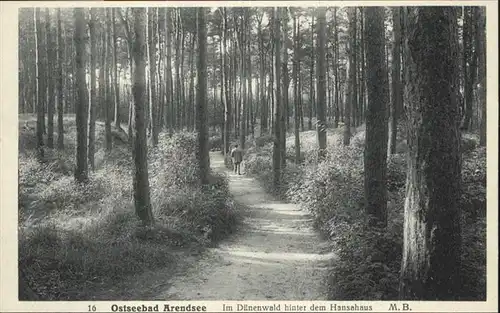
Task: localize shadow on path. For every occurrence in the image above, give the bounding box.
[155,152,335,300]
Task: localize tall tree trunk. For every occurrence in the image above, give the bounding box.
[88,8,97,170]
[165,8,173,137]
[272,7,282,190]
[258,16,267,134]
[196,8,210,185]
[74,8,89,183]
[344,8,356,146]
[359,8,366,124]
[316,8,327,159]
[462,7,477,131]
[280,9,288,168]
[351,9,358,128]
[238,14,247,149]
[45,9,55,148]
[56,8,64,150]
[364,7,389,227]
[181,29,187,130]
[35,8,44,159]
[308,17,315,131]
[282,11,290,132]
[223,8,232,154]
[388,7,402,155]
[333,7,340,129]
[269,41,274,135]
[399,7,462,300]
[112,9,121,129]
[105,9,113,152]
[157,9,165,130]
[248,34,255,139]
[188,34,196,133]
[293,12,301,163]
[174,9,181,130]
[148,8,159,146]
[132,7,154,226]
[477,7,486,146]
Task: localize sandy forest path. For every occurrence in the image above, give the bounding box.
[97,152,334,300]
[158,152,335,300]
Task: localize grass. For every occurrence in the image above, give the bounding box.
[244,122,487,301]
[18,116,240,300]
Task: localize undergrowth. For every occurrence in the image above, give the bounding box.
[244,125,486,301]
[18,118,239,300]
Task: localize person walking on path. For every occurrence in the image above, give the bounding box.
[230,144,243,175]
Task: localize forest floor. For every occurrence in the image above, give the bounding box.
[96,152,335,300]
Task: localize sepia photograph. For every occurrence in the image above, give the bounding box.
[1,1,498,312]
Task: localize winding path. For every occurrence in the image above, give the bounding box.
[158,152,334,300]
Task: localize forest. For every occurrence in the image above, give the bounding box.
[18,6,487,301]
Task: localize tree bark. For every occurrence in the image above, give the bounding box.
[74,8,89,183]
[388,7,402,155]
[56,8,64,150]
[272,7,282,190]
[35,8,45,160]
[316,8,327,159]
[132,7,154,226]
[45,9,55,148]
[462,7,477,131]
[258,14,267,134]
[105,9,113,152]
[88,8,98,170]
[148,8,159,146]
[112,9,121,129]
[399,7,462,300]
[476,7,486,146]
[293,12,301,163]
[196,8,210,185]
[344,7,356,146]
[351,9,358,128]
[222,8,232,154]
[364,7,389,227]
[165,8,173,137]
[333,8,340,129]
[280,8,288,168]
[308,16,315,131]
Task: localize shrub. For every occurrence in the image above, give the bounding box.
[243,122,486,301]
[208,135,222,151]
[327,219,402,300]
[19,119,239,300]
[255,134,274,148]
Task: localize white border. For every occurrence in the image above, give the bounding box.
[1,1,498,312]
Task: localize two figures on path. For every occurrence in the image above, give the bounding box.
[230,145,243,175]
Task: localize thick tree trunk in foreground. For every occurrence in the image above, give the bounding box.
[400,7,462,300]
[196,8,210,185]
[132,8,154,226]
[74,8,89,183]
[364,7,389,227]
